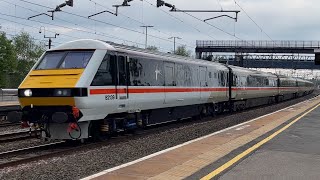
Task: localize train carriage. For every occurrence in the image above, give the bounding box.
[230,66,279,108]
[296,78,314,96]
[277,76,298,100]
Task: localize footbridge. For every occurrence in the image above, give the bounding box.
[196,40,320,69]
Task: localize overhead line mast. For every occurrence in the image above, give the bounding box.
[141,25,154,49]
[28,0,73,20]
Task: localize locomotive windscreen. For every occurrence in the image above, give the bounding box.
[36,50,94,70]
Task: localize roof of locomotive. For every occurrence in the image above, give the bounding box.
[52,39,228,70]
[105,41,230,69]
[51,39,116,51]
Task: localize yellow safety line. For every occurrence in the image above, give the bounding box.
[201,102,320,180]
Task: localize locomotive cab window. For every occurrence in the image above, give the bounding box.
[36,50,94,70]
[36,52,65,70]
[91,54,116,86]
[60,51,93,69]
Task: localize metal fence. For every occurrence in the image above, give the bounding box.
[0,89,18,102]
[196,40,320,49]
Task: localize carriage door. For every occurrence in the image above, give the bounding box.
[116,54,129,110]
[164,62,175,104]
[225,72,229,98]
[219,71,228,99]
[200,66,207,100]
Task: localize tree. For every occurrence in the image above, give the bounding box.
[0,32,16,88]
[11,32,46,87]
[173,45,191,57]
[13,32,45,62]
[146,45,158,51]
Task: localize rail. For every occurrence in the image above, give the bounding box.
[196,40,320,49]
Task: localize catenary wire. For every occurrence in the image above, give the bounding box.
[234,0,274,41]
[13,0,194,49]
[0,1,175,51]
[143,0,217,40]
[0,11,148,47]
[217,0,223,11]
[1,0,146,45]
[87,0,195,47]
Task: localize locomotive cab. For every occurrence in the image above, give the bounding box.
[8,39,115,140]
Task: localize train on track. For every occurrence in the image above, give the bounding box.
[7,39,314,140]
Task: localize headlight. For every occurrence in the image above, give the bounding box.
[24,89,32,97]
[54,89,71,97]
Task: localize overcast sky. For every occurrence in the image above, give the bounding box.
[0,0,319,53]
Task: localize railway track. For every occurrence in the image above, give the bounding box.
[0,119,195,169]
[0,127,166,169]
[0,130,39,143]
[0,141,67,169]
[0,122,21,128]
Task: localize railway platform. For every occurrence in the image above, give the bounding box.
[83,95,320,180]
[0,101,19,107]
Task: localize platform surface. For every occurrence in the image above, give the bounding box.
[216,102,320,180]
[83,95,320,180]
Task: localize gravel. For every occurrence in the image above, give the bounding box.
[0,138,43,153]
[0,125,23,135]
[0,125,44,153]
[0,92,318,180]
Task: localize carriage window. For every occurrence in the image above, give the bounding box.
[265,79,269,86]
[184,65,192,86]
[233,75,237,87]
[226,73,229,86]
[36,50,94,70]
[175,64,184,86]
[165,63,175,86]
[128,57,164,86]
[219,72,225,86]
[91,54,116,86]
